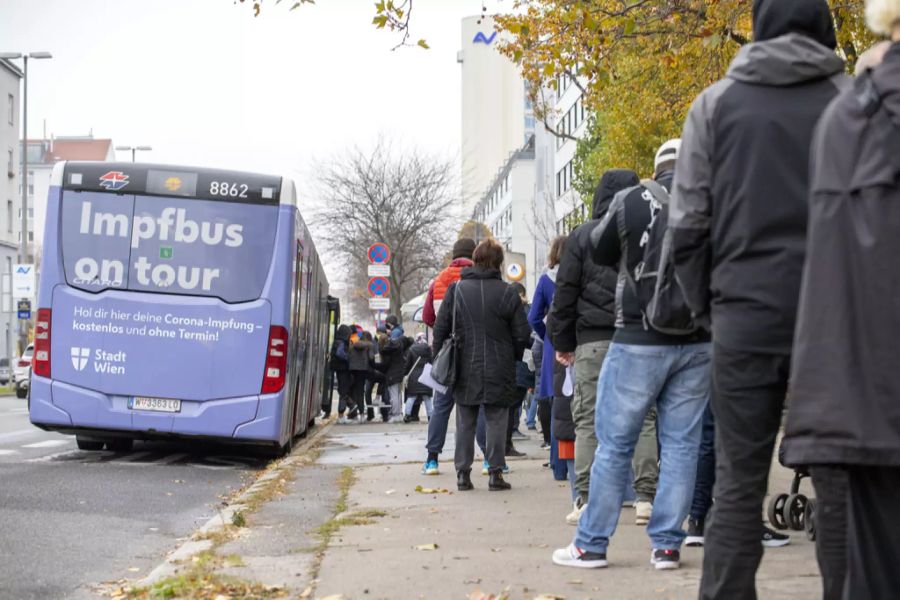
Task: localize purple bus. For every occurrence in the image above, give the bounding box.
[29,161,335,455]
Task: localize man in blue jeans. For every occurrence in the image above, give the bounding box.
[552,140,710,571]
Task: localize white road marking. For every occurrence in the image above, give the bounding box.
[0,429,41,443]
[22,440,69,449]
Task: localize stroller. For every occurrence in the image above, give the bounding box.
[767,442,818,541]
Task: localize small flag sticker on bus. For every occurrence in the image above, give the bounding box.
[160,247,173,260]
[98,171,130,191]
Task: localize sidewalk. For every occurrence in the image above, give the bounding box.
[180,419,823,600]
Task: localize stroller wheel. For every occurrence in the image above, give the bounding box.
[767,493,790,530]
[784,493,808,531]
[804,498,818,541]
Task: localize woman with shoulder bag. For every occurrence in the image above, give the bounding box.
[433,239,532,492]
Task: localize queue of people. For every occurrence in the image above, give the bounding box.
[328,320,432,424]
[327,0,900,596]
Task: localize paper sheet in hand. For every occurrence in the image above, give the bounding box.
[418,363,448,394]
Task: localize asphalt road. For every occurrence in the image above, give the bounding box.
[0,395,274,599]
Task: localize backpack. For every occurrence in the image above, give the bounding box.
[628,180,702,336]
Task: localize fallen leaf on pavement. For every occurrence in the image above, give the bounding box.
[319,595,345,600]
[414,543,439,551]
[126,567,140,573]
[299,587,313,598]
[533,595,566,600]
[415,485,448,494]
[567,579,583,584]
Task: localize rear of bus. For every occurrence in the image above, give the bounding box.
[29,162,296,450]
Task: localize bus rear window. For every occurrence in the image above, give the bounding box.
[60,191,279,303]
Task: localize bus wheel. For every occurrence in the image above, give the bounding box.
[76,436,105,451]
[106,438,134,452]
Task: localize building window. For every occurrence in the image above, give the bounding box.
[6,201,11,233]
[7,149,12,176]
[28,231,33,242]
[7,94,13,125]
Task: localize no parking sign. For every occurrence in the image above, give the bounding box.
[368,243,391,265]
[368,277,390,298]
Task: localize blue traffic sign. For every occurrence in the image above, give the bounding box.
[368,277,390,298]
[368,243,391,265]
[17,299,31,320]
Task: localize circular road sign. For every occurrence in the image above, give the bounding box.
[368,276,391,298]
[506,262,525,282]
[368,243,391,265]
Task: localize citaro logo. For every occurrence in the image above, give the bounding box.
[71,347,90,372]
[164,177,182,192]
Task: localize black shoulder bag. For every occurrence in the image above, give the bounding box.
[430,284,460,387]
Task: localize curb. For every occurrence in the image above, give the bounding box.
[136,419,336,588]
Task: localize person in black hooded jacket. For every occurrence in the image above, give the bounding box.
[669,1,848,597]
[548,168,639,525]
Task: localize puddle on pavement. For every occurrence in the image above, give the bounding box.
[319,426,454,466]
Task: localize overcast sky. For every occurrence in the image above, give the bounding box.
[1,0,510,302]
[0,0,506,177]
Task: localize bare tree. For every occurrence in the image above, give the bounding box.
[313,138,462,323]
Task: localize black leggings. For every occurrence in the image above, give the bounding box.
[350,371,367,416]
[537,398,551,445]
[336,370,353,414]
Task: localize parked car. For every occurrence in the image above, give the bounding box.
[0,358,10,386]
[12,344,33,385]
[15,364,30,399]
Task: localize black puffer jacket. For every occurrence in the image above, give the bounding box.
[330,325,351,372]
[348,337,373,372]
[552,362,575,441]
[548,169,639,353]
[783,47,900,468]
[433,267,532,408]
[403,342,433,397]
[380,335,412,386]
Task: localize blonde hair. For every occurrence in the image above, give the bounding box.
[866,0,900,36]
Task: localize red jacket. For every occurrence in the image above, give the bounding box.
[422,258,473,327]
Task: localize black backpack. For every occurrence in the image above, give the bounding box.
[628,180,702,336]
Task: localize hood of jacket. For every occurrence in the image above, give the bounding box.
[879,43,900,127]
[545,266,559,283]
[728,33,844,87]
[592,169,640,219]
[460,266,502,281]
[753,0,837,48]
[335,325,352,342]
[449,257,474,269]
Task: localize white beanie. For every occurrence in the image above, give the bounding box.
[867,0,900,36]
[654,139,682,173]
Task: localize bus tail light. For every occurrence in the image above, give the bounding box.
[261,326,288,394]
[33,308,51,378]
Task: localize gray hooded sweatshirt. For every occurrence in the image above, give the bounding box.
[669,4,847,353]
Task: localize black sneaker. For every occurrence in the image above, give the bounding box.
[762,526,791,548]
[505,446,527,458]
[552,544,608,569]
[651,548,680,570]
[685,518,705,547]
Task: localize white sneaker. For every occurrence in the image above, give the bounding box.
[337,416,350,424]
[635,501,653,526]
[565,497,586,526]
[388,416,404,424]
[552,543,608,569]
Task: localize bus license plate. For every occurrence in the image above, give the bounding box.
[131,397,182,413]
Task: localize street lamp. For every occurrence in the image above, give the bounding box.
[0,51,52,354]
[115,145,153,162]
